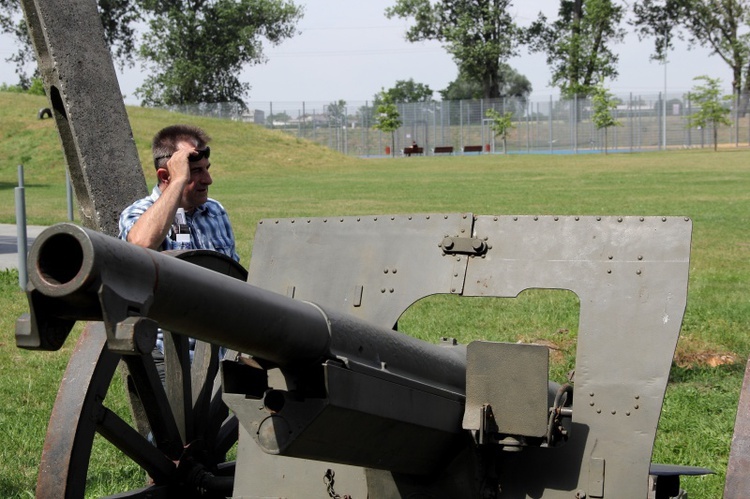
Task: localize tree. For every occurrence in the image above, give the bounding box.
[0,78,44,94]
[0,0,140,87]
[629,0,684,62]
[1,0,302,106]
[385,0,520,99]
[525,0,625,98]
[687,75,732,151]
[372,90,402,157]
[381,79,434,103]
[485,108,515,154]
[631,0,750,100]
[363,80,432,128]
[1,1,35,87]
[137,0,302,107]
[356,103,376,128]
[327,99,348,126]
[590,81,622,154]
[440,63,532,101]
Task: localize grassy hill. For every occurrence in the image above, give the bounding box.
[1,90,749,497]
[0,92,365,259]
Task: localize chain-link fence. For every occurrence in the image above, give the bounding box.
[164,92,750,156]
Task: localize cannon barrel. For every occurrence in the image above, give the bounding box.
[18,223,466,395]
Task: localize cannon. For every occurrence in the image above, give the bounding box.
[15,0,749,495]
[16,215,704,498]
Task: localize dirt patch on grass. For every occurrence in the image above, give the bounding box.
[518,332,740,371]
[524,329,576,365]
[674,336,740,368]
[523,332,740,370]
[674,350,739,368]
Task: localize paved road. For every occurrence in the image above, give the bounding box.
[0,224,48,271]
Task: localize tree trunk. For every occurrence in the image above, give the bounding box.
[740,70,750,118]
[713,125,718,151]
[604,128,608,155]
[483,59,501,99]
[568,0,583,93]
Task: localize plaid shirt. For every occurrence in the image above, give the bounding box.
[119,185,240,262]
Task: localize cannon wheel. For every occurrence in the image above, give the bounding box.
[36,251,248,498]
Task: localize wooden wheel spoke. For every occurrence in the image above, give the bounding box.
[163,330,193,443]
[203,373,228,436]
[122,354,184,458]
[191,340,221,438]
[96,405,176,483]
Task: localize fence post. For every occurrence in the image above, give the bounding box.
[658,92,663,151]
[629,93,634,152]
[460,100,464,151]
[735,91,740,147]
[662,91,667,150]
[685,92,693,148]
[15,164,28,290]
[549,95,553,154]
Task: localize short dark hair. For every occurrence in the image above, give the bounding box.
[152,124,211,169]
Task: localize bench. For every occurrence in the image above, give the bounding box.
[403,146,424,157]
[462,145,483,154]
[433,146,454,155]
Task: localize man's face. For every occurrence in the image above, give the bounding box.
[182,151,212,210]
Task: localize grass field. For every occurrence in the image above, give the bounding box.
[1,92,749,497]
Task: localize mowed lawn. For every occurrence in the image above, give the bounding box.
[0,92,748,497]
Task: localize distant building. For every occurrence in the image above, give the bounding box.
[241,109,265,125]
[289,113,330,126]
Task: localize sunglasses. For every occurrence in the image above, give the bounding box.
[154,146,211,168]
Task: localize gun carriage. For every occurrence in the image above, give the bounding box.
[19,214,698,498]
[13,0,750,496]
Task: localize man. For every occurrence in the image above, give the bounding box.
[119,124,239,262]
[119,124,239,378]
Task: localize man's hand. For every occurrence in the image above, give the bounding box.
[161,142,196,186]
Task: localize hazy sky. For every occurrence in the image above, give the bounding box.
[0,0,734,105]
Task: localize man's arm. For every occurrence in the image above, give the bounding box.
[125,181,185,249]
[126,146,193,250]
